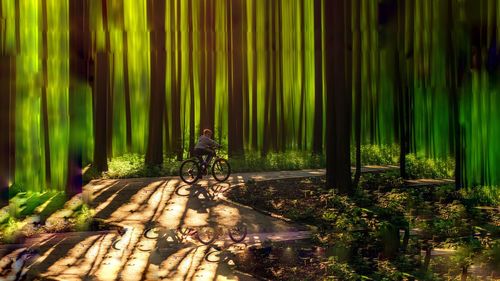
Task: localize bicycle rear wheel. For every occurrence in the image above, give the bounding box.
[180,159,200,184]
[228,223,247,243]
[212,158,231,182]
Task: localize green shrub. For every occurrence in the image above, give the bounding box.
[405,154,455,179]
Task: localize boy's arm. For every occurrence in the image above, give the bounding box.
[209,138,220,148]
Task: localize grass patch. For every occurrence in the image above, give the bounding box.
[84,145,458,181]
[84,151,326,181]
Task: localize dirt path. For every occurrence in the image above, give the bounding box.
[3,166,456,280]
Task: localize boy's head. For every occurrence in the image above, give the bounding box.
[203,129,213,138]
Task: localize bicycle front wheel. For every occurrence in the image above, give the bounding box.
[212,158,231,182]
[196,226,217,245]
[180,159,200,184]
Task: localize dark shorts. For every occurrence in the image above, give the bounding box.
[194,148,214,156]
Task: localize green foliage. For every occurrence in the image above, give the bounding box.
[459,186,500,206]
[86,151,325,180]
[483,240,500,270]
[230,151,325,173]
[351,144,400,166]
[325,257,361,281]
[72,204,95,231]
[0,217,22,243]
[405,154,455,179]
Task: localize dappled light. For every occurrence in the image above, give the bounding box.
[2,0,500,279]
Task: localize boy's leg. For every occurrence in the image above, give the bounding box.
[205,149,215,165]
[194,149,204,163]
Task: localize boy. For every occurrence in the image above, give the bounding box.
[194,129,220,172]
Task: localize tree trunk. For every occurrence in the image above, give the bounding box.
[41,0,51,187]
[206,0,215,134]
[297,0,307,150]
[170,0,182,161]
[0,7,15,204]
[228,0,244,157]
[251,2,258,150]
[199,0,207,134]
[92,0,111,172]
[67,0,89,199]
[269,0,277,152]
[145,0,166,166]
[353,0,362,186]
[277,0,285,151]
[313,0,323,155]
[447,0,462,190]
[262,0,272,156]
[325,0,352,194]
[123,30,132,152]
[188,0,195,155]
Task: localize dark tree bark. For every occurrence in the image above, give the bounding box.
[67,0,89,199]
[325,0,352,194]
[395,0,406,179]
[0,1,16,205]
[313,0,323,154]
[297,0,307,150]
[242,2,249,150]
[399,0,415,179]
[206,0,216,134]
[251,2,258,150]
[353,0,362,186]
[92,0,111,172]
[169,0,182,161]
[447,0,462,189]
[277,0,286,151]
[269,0,277,152]
[228,0,244,157]
[145,0,167,166]
[41,0,51,186]
[0,55,14,206]
[262,0,272,156]
[172,0,184,160]
[188,0,195,155]
[199,0,207,133]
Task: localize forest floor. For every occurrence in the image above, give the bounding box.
[0,167,498,280]
[226,173,500,280]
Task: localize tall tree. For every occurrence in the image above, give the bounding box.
[0,2,16,206]
[228,0,244,157]
[41,0,51,186]
[447,0,462,189]
[168,0,182,160]
[399,0,415,179]
[188,0,195,154]
[325,0,352,194]
[250,1,258,150]
[262,0,272,156]
[313,0,323,154]
[92,0,111,172]
[145,0,167,166]
[353,0,362,186]
[199,0,207,133]
[172,0,184,160]
[122,4,132,152]
[298,0,307,150]
[68,0,89,198]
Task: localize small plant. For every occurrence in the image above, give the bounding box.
[72,204,95,231]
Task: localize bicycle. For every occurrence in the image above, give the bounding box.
[196,223,248,245]
[179,148,231,185]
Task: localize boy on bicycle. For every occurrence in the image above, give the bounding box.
[194,129,220,172]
